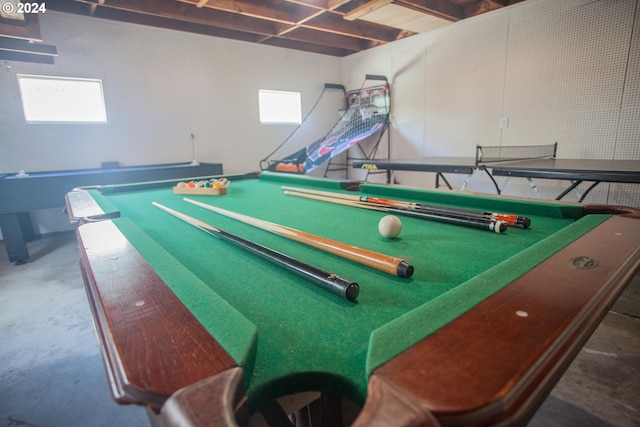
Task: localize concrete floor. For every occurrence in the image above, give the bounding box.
[1,232,638,427]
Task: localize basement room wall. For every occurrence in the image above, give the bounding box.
[0,10,341,236]
[0,11,342,174]
[342,0,640,207]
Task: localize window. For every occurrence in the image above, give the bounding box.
[258,90,301,124]
[17,74,107,123]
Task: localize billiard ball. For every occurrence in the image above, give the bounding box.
[378,215,402,238]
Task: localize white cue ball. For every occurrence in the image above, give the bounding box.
[378,215,402,239]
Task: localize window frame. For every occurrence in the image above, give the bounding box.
[258,89,302,125]
[17,74,108,124]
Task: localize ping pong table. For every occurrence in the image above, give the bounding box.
[353,144,640,202]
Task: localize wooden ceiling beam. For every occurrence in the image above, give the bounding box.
[283,0,353,11]
[464,0,502,17]
[464,0,524,18]
[282,27,374,51]
[89,0,105,16]
[90,4,262,42]
[262,36,355,56]
[179,0,317,25]
[74,0,281,36]
[211,0,394,51]
[305,11,412,42]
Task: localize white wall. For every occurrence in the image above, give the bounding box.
[342,0,640,206]
[0,11,341,175]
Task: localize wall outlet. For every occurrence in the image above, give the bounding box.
[499,117,509,128]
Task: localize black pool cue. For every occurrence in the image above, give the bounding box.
[282,186,530,229]
[359,197,530,229]
[283,191,507,234]
[152,202,359,302]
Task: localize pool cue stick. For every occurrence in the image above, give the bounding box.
[183,198,414,278]
[282,186,529,229]
[152,202,359,302]
[284,191,507,234]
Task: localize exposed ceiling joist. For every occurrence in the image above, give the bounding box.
[41,0,526,56]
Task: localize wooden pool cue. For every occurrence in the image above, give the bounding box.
[183,197,414,278]
[152,202,359,302]
[281,185,529,229]
[283,190,507,234]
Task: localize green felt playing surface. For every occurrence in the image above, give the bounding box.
[88,173,607,410]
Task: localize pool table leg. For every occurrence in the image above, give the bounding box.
[0,212,34,264]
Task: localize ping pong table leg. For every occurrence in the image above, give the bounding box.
[556,180,588,201]
[460,173,473,191]
[577,182,600,202]
[436,172,453,190]
[526,177,542,198]
[480,166,502,195]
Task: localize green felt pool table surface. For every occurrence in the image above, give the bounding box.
[66,172,640,426]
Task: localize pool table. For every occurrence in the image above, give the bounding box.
[0,162,222,264]
[65,172,640,426]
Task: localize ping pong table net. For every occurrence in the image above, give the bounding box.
[475,142,558,166]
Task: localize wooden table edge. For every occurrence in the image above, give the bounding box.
[76,220,238,411]
[354,213,640,426]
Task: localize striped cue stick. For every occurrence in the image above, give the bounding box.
[152,202,359,302]
[283,190,507,234]
[183,198,414,278]
[281,186,530,229]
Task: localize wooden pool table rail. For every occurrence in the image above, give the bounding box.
[77,220,237,410]
[355,213,640,426]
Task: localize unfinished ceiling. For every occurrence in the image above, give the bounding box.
[44,0,526,56]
